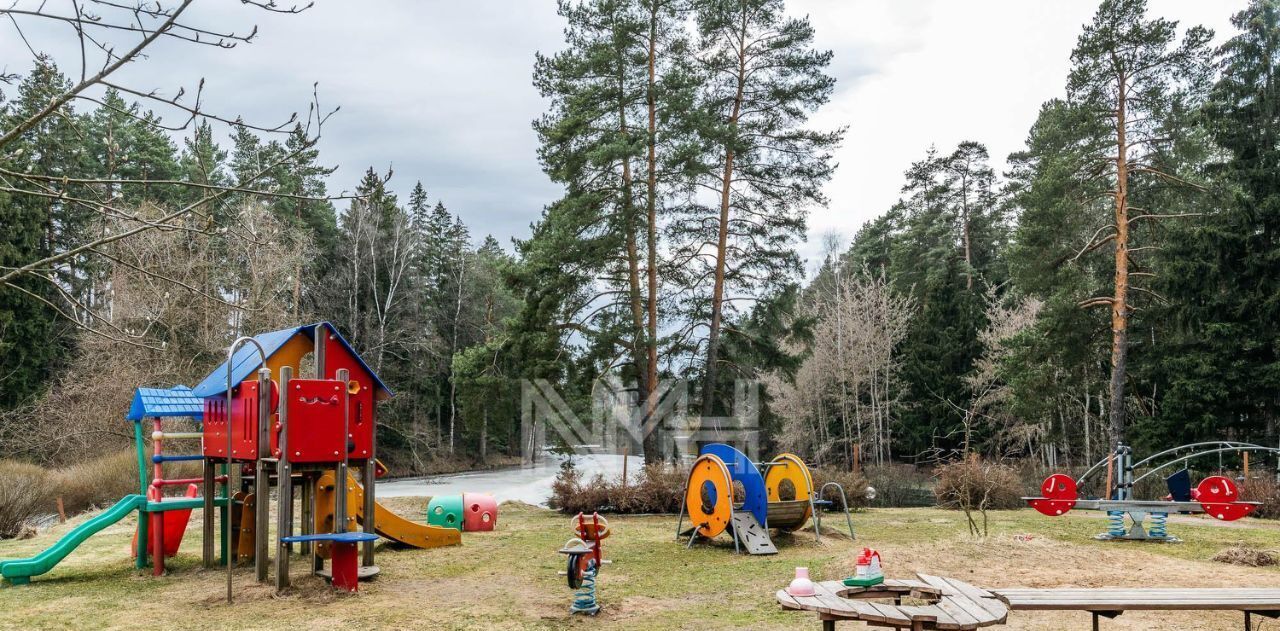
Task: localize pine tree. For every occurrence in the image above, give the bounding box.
[0,57,81,406]
[1057,0,1213,448]
[684,0,844,415]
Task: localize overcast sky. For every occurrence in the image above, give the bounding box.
[2,1,1242,276]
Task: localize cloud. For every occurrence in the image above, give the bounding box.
[0,0,1246,264]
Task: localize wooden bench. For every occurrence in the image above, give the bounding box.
[776,573,1009,630]
[993,587,1280,631]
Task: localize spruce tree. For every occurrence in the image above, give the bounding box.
[1147,0,1280,442]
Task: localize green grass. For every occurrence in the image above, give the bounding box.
[3,501,1280,630]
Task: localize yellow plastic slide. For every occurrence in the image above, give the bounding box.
[317,471,461,549]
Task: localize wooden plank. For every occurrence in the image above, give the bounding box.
[941,576,1008,623]
[918,574,983,627]
[896,603,958,631]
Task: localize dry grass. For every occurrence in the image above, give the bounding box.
[0,460,56,538]
[0,449,180,538]
[52,450,145,515]
[1213,544,1278,567]
[4,500,1280,630]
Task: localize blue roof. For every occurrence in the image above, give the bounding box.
[190,322,391,398]
[126,386,203,421]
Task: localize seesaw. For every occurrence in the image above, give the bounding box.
[1024,442,1272,541]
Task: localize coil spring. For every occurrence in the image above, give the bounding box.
[1107,510,1126,537]
[570,559,600,615]
[1148,512,1168,539]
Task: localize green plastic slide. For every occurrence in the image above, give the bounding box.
[0,495,146,585]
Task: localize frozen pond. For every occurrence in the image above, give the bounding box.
[377,453,645,507]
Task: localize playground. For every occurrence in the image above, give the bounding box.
[4,323,1280,630]
[2,500,1279,630]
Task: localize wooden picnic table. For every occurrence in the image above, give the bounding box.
[777,576,1280,630]
[776,573,1009,631]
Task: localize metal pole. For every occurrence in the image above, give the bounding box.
[224,336,269,605]
[275,366,292,592]
[335,368,350,534]
[254,366,271,583]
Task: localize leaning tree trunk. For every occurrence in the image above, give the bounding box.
[701,15,747,417]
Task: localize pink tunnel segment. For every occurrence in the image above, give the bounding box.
[462,493,497,532]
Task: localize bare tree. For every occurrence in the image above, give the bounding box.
[0,0,355,345]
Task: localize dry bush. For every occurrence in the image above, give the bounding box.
[811,468,871,510]
[0,460,57,539]
[864,463,935,507]
[1213,544,1278,567]
[53,450,144,514]
[549,460,687,514]
[935,457,1024,510]
[935,456,1024,537]
[1241,475,1280,520]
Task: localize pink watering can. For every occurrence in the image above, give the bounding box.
[787,566,816,597]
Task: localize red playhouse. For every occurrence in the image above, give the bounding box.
[191,322,459,599]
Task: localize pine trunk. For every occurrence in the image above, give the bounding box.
[701,12,747,416]
[1108,74,1130,451]
[642,7,661,464]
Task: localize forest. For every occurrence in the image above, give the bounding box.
[1,0,1278,477]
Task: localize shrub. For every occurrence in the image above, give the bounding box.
[864,463,935,507]
[934,456,1024,537]
[0,460,56,539]
[1241,474,1280,520]
[53,449,144,514]
[934,457,1024,511]
[549,460,688,515]
[810,467,871,510]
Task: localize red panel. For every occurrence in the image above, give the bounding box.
[1027,473,1077,516]
[322,333,375,459]
[330,542,360,592]
[276,379,347,463]
[200,381,262,460]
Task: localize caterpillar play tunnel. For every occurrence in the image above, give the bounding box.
[677,444,852,554]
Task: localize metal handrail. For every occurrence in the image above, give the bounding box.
[225,336,269,605]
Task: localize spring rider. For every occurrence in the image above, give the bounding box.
[556,512,611,615]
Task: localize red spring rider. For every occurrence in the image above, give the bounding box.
[557,512,611,615]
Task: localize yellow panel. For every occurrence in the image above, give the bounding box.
[685,455,733,538]
[765,453,813,529]
[264,334,312,381]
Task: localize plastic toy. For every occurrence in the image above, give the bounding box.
[557,512,611,615]
[675,443,855,554]
[787,567,817,596]
[463,493,498,531]
[425,493,498,532]
[1025,442,1269,542]
[843,548,883,587]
